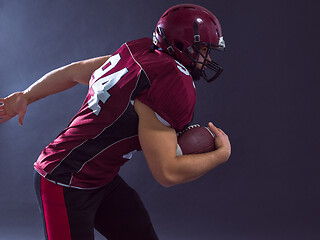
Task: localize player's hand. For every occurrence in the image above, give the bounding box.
[0,92,28,126]
[207,122,231,160]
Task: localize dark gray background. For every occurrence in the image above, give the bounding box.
[0,0,319,239]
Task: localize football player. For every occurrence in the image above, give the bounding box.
[0,4,231,240]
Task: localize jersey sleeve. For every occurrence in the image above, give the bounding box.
[136,67,196,131]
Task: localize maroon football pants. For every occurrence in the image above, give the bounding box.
[34,171,159,240]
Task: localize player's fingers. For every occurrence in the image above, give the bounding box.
[0,104,5,111]
[209,124,229,141]
[217,128,227,135]
[0,116,9,124]
[18,112,25,126]
[208,122,221,136]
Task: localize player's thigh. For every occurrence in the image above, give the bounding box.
[34,172,102,240]
[94,176,159,240]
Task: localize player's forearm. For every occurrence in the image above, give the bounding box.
[23,65,79,105]
[163,148,230,186]
[23,56,109,105]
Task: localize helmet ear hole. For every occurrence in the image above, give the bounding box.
[156,27,161,35]
[174,41,184,52]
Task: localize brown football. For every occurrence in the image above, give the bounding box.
[176,124,215,156]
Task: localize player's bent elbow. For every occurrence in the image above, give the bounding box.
[152,166,180,188]
[157,179,175,188]
[153,172,177,188]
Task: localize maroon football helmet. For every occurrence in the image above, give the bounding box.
[153,4,226,82]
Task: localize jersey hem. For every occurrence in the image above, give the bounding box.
[34,167,102,190]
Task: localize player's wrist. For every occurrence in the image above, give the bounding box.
[22,89,34,105]
[211,147,230,163]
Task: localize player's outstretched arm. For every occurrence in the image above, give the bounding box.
[0,55,110,126]
[134,99,231,187]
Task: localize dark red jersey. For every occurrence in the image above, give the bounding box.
[34,38,196,189]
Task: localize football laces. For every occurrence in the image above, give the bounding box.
[176,124,201,137]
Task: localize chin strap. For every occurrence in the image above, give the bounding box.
[157,27,175,54]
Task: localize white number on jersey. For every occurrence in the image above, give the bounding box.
[88,54,128,115]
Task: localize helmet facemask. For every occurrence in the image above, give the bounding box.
[187,42,224,82]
